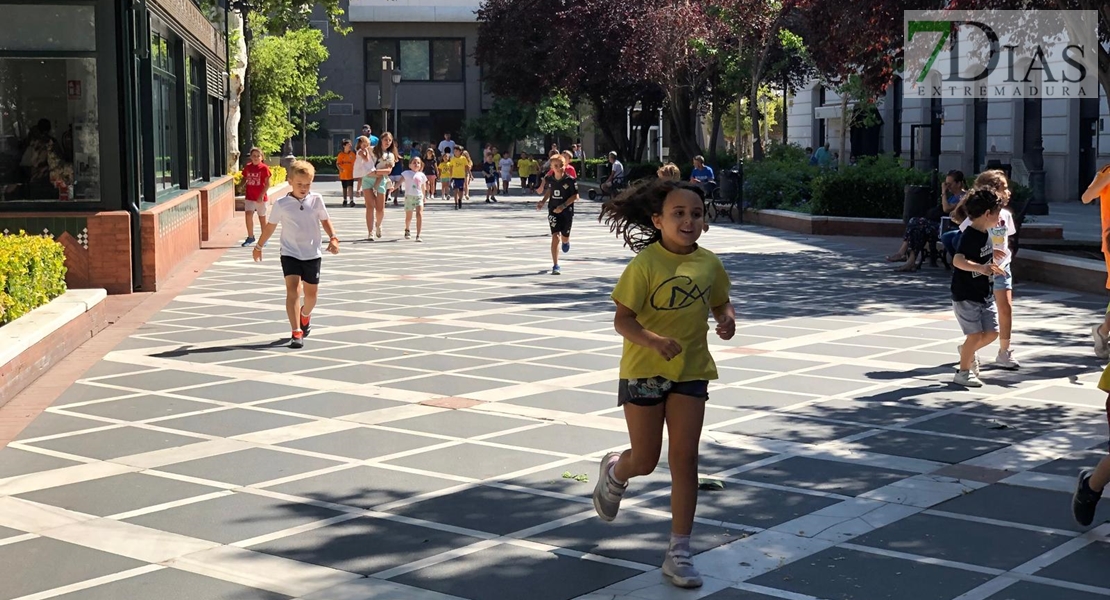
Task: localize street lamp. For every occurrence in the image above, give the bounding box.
[391,69,402,140]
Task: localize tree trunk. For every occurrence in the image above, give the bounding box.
[709,105,723,163]
[301,110,307,159]
[838,91,849,167]
[225,10,247,172]
[748,84,763,161]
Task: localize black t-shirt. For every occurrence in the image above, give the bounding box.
[546,174,578,211]
[951,226,994,302]
[482,162,496,178]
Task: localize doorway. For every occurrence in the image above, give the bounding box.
[1078,98,1099,198]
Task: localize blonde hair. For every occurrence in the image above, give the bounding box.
[974,169,1010,204]
[356,136,371,150]
[549,154,567,168]
[410,156,423,168]
[657,163,681,181]
[289,160,316,179]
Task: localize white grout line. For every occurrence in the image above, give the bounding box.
[9,565,166,600]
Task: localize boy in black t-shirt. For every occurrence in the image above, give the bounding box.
[482,156,498,203]
[951,188,1004,388]
[536,154,578,275]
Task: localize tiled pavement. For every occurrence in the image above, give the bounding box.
[2,182,1110,600]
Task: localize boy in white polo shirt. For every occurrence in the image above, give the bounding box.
[253,160,340,348]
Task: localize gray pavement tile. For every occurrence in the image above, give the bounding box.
[267,465,463,509]
[846,430,1009,464]
[380,353,497,372]
[911,412,1059,444]
[644,481,840,528]
[501,459,671,499]
[835,334,925,349]
[521,337,622,352]
[700,589,784,600]
[218,354,348,375]
[298,344,411,362]
[258,393,403,418]
[882,326,962,341]
[962,398,1104,428]
[124,491,343,544]
[707,387,815,410]
[15,472,219,517]
[731,325,819,340]
[458,362,586,383]
[383,443,559,480]
[934,484,1110,533]
[93,370,230,392]
[483,424,629,455]
[877,349,961,367]
[744,374,875,397]
[13,412,107,440]
[156,346,280,364]
[0,538,147,600]
[49,567,291,600]
[385,410,538,439]
[381,374,513,396]
[172,380,315,404]
[661,443,777,476]
[787,342,888,359]
[52,383,137,406]
[740,457,913,497]
[450,343,560,361]
[153,409,311,438]
[378,323,481,337]
[141,328,254,344]
[379,336,485,353]
[449,329,552,344]
[1013,384,1110,407]
[251,515,483,576]
[25,427,206,461]
[746,546,993,600]
[852,513,1073,570]
[0,447,82,479]
[1018,540,1110,590]
[528,508,743,566]
[393,543,640,600]
[312,329,414,344]
[713,414,872,444]
[112,336,173,351]
[1031,449,1107,477]
[718,355,828,373]
[388,485,590,535]
[306,363,430,384]
[523,352,622,372]
[81,361,156,379]
[983,581,1109,600]
[0,525,25,540]
[279,427,443,460]
[64,396,217,422]
[157,448,343,486]
[790,398,935,425]
[501,389,614,414]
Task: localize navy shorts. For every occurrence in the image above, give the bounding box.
[617,377,709,407]
[452,178,466,190]
[280,256,322,285]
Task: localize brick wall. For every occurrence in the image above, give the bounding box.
[140,191,202,292]
[199,175,235,242]
[87,212,133,294]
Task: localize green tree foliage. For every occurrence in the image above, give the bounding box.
[247,26,331,154]
[462,93,580,150]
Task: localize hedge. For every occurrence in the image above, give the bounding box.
[810,154,931,219]
[233,165,288,196]
[0,233,67,325]
[305,156,338,174]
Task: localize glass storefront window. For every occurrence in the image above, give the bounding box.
[151,32,177,193]
[432,40,463,81]
[186,55,203,183]
[0,57,101,202]
[0,5,95,52]
[399,40,430,81]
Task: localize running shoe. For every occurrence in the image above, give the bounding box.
[954,370,982,388]
[300,310,311,338]
[995,348,1020,370]
[241,236,255,248]
[486,198,491,203]
[1072,469,1103,526]
[492,196,498,203]
[662,548,703,589]
[415,236,423,243]
[404,230,411,239]
[1094,325,1110,360]
[376,225,383,239]
[592,452,625,522]
[956,345,980,376]
[343,200,348,207]
[562,241,571,254]
[552,264,561,275]
[290,331,304,349]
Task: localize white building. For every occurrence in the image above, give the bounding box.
[786,76,1110,204]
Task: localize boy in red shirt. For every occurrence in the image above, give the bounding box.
[1083,164,1110,358]
[242,147,272,247]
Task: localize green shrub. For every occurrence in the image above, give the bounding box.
[810,155,931,219]
[233,165,289,196]
[0,233,67,325]
[305,155,338,174]
[745,161,816,210]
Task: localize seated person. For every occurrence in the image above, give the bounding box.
[887,170,967,271]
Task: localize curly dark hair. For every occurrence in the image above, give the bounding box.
[599,180,706,253]
[962,187,1001,219]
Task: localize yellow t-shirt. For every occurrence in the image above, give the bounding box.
[611,243,731,382]
[1099,364,1110,392]
[450,156,469,179]
[517,160,530,177]
[438,162,450,178]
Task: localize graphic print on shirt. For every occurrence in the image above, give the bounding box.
[970,239,992,278]
[649,276,711,311]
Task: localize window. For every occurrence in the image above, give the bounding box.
[0,5,100,203]
[397,111,465,150]
[365,39,464,82]
[151,32,178,193]
[186,56,205,183]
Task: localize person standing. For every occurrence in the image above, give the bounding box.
[337,139,357,207]
[438,132,456,157]
[499,152,514,196]
[241,147,271,247]
[483,153,498,203]
[1084,164,1110,359]
[355,125,380,196]
[423,147,439,199]
[401,157,427,242]
[449,145,468,209]
[366,132,397,240]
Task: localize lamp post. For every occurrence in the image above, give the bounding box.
[380,56,394,133]
[391,69,401,139]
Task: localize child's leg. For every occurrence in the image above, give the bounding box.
[612,403,666,483]
[958,334,982,371]
[301,282,318,319]
[996,289,1013,351]
[663,395,706,536]
[284,275,302,332]
[364,190,375,236]
[258,215,267,233]
[245,209,255,237]
[405,209,413,232]
[375,194,386,228]
[550,233,560,266]
[415,205,423,237]
[973,330,999,354]
[1091,454,1110,493]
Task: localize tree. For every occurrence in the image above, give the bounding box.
[463,92,580,152]
[247,25,332,155]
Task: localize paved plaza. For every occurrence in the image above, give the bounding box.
[2,182,1110,600]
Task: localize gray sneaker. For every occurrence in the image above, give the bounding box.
[956,345,980,376]
[592,452,626,522]
[954,370,983,388]
[995,348,1020,370]
[1094,325,1110,360]
[662,547,703,588]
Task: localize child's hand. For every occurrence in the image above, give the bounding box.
[252,246,263,262]
[992,249,1006,262]
[327,239,340,255]
[650,336,683,361]
[536,201,545,211]
[988,263,1005,276]
[553,205,564,214]
[716,315,736,340]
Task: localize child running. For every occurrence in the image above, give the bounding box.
[1083,164,1110,358]
[462,148,475,201]
[593,180,735,589]
[483,154,498,203]
[354,136,374,210]
[535,154,578,275]
[1072,263,1110,526]
[402,157,427,242]
[439,152,452,200]
[450,146,468,209]
[337,139,357,207]
[951,188,1004,388]
[241,147,271,247]
[252,160,340,349]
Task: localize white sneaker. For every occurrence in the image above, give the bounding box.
[956,345,980,376]
[662,548,703,589]
[375,225,382,239]
[1094,325,1110,360]
[954,370,983,388]
[995,348,1020,370]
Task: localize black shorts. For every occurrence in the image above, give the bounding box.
[340,179,354,191]
[485,177,497,187]
[617,378,709,407]
[548,209,574,236]
[280,256,322,285]
[528,174,539,188]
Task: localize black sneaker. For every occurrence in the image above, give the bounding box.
[343,200,348,207]
[300,310,311,338]
[1073,469,1102,526]
[290,332,304,349]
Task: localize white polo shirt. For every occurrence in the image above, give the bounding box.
[267,193,331,260]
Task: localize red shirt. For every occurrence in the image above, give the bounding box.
[546,165,577,179]
[243,162,271,202]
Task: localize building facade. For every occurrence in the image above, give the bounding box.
[310,0,489,155]
[787,77,1110,204]
[0,0,232,293]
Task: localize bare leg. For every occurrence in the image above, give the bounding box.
[374,193,385,231]
[405,210,413,232]
[245,211,255,238]
[550,234,560,266]
[664,394,706,536]
[301,282,318,317]
[284,276,302,333]
[415,206,423,237]
[612,403,665,483]
[364,190,375,238]
[995,289,1013,351]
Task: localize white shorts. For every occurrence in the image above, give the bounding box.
[244,199,268,217]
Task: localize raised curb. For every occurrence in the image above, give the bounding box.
[235,182,293,212]
[741,208,1064,240]
[0,289,109,408]
[1014,250,1107,296]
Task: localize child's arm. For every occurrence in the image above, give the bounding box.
[712,302,736,340]
[614,301,682,360]
[536,188,551,210]
[1082,166,1110,204]
[953,253,1003,275]
[553,193,579,213]
[252,221,279,261]
[321,220,340,255]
